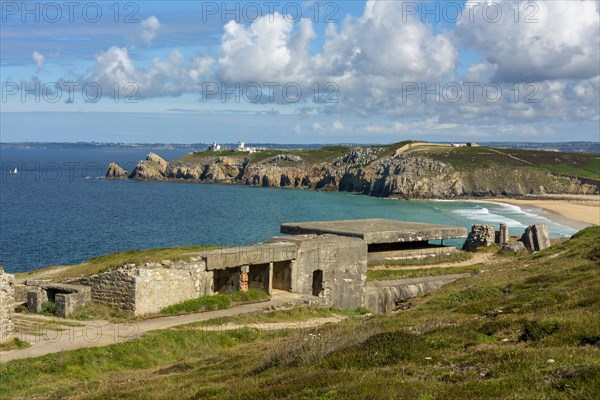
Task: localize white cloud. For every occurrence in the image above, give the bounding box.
[332,120,344,130]
[215,1,457,108]
[457,1,600,82]
[72,0,598,132]
[140,16,161,44]
[86,47,213,98]
[32,51,45,71]
[217,13,315,83]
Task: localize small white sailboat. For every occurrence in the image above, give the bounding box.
[8,167,17,175]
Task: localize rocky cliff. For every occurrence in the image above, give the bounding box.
[112,146,599,198]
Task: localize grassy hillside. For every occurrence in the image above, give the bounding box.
[174,141,417,165]
[2,227,599,399]
[423,146,600,181]
[16,245,220,282]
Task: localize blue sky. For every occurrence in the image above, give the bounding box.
[1,0,599,143]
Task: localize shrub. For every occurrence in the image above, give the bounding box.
[69,302,134,321]
[41,300,55,316]
[0,338,30,351]
[228,289,270,303]
[14,304,28,313]
[519,319,561,342]
[322,331,433,370]
[160,295,231,315]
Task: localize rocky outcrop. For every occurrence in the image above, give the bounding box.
[463,224,496,251]
[125,147,599,199]
[129,153,169,180]
[105,162,127,179]
[267,154,304,163]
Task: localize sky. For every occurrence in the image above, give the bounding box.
[0,0,599,144]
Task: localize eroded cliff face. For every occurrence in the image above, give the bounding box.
[128,153,168,180]
[122,148,598,198]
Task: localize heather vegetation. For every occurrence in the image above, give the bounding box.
[2,227,599,399]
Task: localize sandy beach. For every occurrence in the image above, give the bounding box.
[489,197,600,228]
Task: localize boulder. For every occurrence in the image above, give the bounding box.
[105,162,127,179]
[463,224,496,251]
[520,224,551,252]
[501,241,527,254]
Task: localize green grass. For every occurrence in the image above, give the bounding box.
[178,141,420,167]
[425,146,600,181]
[68,302,136,322]
[367,265,483,281]
[159,294,231,315]
[2,227,599,399]
[11,316,86,340]
[40,300,55,316]
[177,145,354,165]
[159,289,270,316]
[16,245,220,281]
[0,338,30,351]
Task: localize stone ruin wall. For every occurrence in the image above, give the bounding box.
[70,269,137,312]
[69,258,212,316]
[0,267,15,343]
[134,259,212,315]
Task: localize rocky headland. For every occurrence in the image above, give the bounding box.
[109,143,600,199]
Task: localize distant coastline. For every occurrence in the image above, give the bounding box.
[2,141,599,153]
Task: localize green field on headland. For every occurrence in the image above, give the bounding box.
[15,245,220,282]
[3,227,599,399]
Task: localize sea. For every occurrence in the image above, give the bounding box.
[0,148,580,273]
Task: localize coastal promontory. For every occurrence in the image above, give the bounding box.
[115,141,600,199]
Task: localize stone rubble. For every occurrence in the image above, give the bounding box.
[0,267,15,343]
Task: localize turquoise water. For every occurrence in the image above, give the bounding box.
[0,148,577,273]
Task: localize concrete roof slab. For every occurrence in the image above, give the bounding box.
[280,219,467,244]
[202,242,298,270]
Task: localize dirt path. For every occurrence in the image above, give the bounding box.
[0,292,316,363]
[369,252,496,271]
[194,316,346,332]
[487,148,534,165]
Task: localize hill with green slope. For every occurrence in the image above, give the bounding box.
[2,227,599,399]
[123,142,599,198]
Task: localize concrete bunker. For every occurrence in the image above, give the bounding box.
[30,219,471,317]
[281,219,468,264]
[26,283,91,318]
[201,242,298,296]
[213,267,240,293]
[247,263,270,291]
[312,269,323,297]
[272,261,292,291]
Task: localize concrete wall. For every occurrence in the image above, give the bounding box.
[26,283,92,317]
[134,260,211,315]
[54,287,92,318]
[70,269,138,312]
[0,268,15,343]
[365,274,470,314]
[70,259,212,316]
[269,234,368,310]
